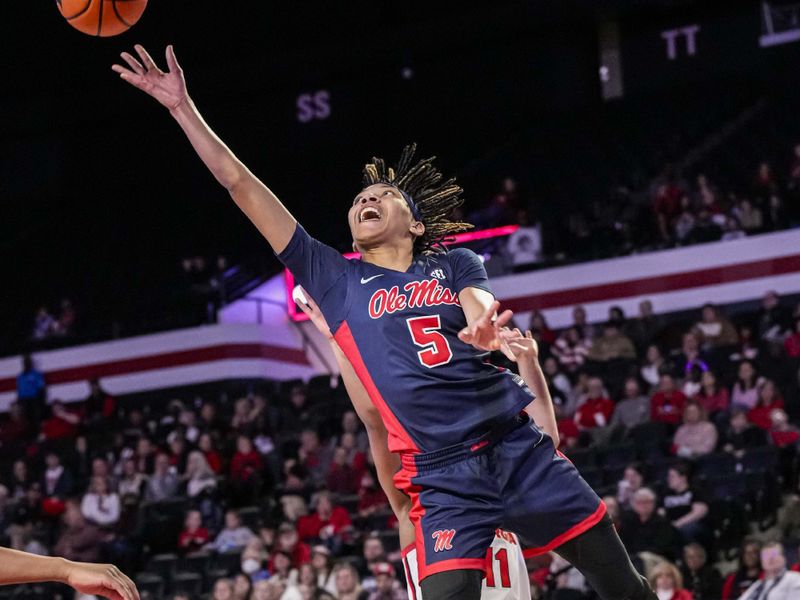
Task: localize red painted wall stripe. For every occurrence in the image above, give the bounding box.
[501,254,800,313]
[0,342,309,394]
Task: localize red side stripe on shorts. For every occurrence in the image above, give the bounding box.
[402,555,417,600]
[522,500,607,558]
[334,321,420,454]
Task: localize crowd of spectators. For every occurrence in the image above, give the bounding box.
[516,290,800,598]
[1,289,799,599]
[464,142,800,274]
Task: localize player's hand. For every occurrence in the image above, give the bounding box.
[63,561,140,600]
[112,45,188,111]
[499,328,539,363]
[458,300,513,352]
[293,286,333,340]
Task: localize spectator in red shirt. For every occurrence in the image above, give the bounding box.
[653,182,684,242]
[83,379,115,428]
[528,311,556,347]
[327,447,362,495]
[230,435,262,482]
[230,435,263,503]
[0,402,30,449]
[693,370,729,421]
[40,400,81,441]
[357,469,389,520]
[651,374,687,427]
[722,538,762,600]
[648,560,692,600]
[198,432,222,474]
[747,380,784,430]
[784,317,800,358]
[297,491,352,545]
[274,522,312,566]
[574,377,614,431]
[769,409,799,448]
[177,509,209,554]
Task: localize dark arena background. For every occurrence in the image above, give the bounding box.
[2,0,800,598]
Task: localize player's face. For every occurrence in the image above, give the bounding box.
[348,183,422,252]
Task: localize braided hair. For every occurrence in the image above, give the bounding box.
[361,143,473,255]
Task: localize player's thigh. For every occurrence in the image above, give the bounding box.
[420,568,483,600]
[396,458,501,581]
[497,423,603,550]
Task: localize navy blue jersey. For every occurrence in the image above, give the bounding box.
[279,225,534,453]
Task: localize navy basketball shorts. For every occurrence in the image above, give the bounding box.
[394,414,606,581]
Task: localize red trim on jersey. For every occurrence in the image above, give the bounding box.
[402,555,417,600]
[401,543,416,558]
[424,558,487,577]
[522,500,607,558]
[334,321,420,454]
[394,465,430,581]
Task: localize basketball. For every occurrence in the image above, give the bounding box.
[56,0,148,37]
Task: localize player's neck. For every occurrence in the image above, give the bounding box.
[361,245,414,272]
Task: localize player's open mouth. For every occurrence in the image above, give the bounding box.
[358,206,382,222]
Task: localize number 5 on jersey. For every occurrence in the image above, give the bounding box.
[406,315,453,368]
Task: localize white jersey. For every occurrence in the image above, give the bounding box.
[402,530,531,600]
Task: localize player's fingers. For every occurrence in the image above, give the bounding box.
[120,52,145,75]
[166,44,182,73]
[295,300,314,317]
[116,570,140,600]
[482,300,501,322]
[494,309,514,329]
[524,330,534,339]
[458,328,473,343]
[134,44,160,72]
[111,64,136,77]
[108,568,137,600]
[113,68,148,90]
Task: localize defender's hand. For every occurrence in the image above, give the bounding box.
[112,45,188,111]
[499,328,539,363]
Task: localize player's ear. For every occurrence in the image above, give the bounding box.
[352,240,359,253]
[409,220,425,237]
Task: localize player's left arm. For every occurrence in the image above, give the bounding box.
[503,329,560,447]
[0,548,138,600]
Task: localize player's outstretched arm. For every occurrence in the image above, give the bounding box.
[0,548,139,600]
[112,45,296,254]
[502,329,560,447]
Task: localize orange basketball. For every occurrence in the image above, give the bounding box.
[56,0,148,37]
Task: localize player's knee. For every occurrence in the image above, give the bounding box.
[420,568,483,600]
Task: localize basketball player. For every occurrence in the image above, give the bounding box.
[0,547,138,600]
[112,44,655,600]
[294,285,534,600]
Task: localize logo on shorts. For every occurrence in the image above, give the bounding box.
[431,529,456,552]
